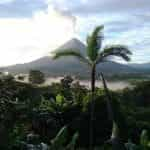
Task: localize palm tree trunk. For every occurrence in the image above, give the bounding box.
[100,73,114,121]
[89,64,96,150]
[100,73,126,150]
[91,64,96,93]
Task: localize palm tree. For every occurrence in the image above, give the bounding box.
[52,25,132,150]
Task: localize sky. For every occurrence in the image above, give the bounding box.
[0,0,150,66]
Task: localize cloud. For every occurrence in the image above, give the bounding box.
[74,10,150,63]
[49,0,150,63]
[49,0,150,14]
[1,0,149,18]
[0,0,14,4]
[0,0,150,64]
[0,5,76,66]
[0,0,47,17]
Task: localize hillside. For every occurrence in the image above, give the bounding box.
[0,38,139,77]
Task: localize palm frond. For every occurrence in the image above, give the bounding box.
[86,25,104,61]
[96,45,132,63]
[52,49,91,66]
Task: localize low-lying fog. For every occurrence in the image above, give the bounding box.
[16,75,131,91]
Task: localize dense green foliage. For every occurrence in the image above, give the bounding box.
[0,74,150,149]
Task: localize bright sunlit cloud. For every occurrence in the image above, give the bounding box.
[0,5,75,66]
[0,0,150,66]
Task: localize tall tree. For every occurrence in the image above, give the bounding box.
[52,25,132,150]
[29,70,45,85]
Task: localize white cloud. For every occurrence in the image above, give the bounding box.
[0,0,14,4]
[74,12,150,63]
[0,0,150,66]
[0,5,76,66]
[45,0,150,15]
